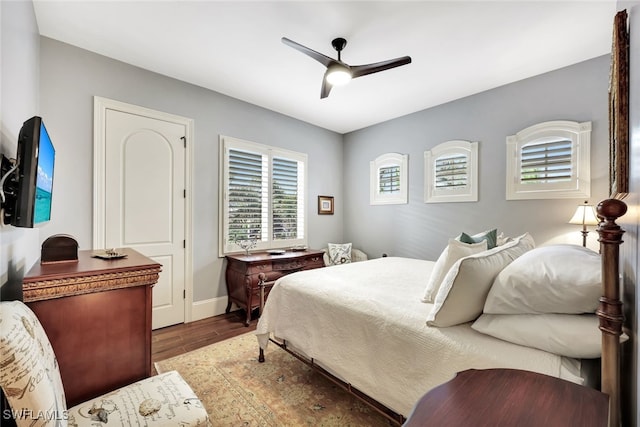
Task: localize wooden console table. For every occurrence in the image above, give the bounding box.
[23,248,161,407]
[403,368,608,427]
[225,249,324,326]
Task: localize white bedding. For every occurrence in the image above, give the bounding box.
[255,256,584,416]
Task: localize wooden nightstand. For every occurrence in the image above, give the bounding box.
[403,368,608,427]
[225,249,324,326]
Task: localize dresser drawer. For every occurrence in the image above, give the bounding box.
[245,261,272,275]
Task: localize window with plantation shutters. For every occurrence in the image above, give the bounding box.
[425,140,478,203]
[506,121,591,200]
[370,153,408,205]
[220,136,307,255]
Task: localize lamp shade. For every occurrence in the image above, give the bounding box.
[569,202,599,226]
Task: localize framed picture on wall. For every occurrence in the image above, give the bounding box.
[318,196,334,215]
[609,9,629,200]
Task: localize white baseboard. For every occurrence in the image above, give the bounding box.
[190,296,230,322]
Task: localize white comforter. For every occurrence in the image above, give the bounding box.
[255,257,581,416]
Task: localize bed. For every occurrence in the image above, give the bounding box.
[255,199,627,426]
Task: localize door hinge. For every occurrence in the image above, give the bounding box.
[183,240,186,248]
[183,289,186,299]
[181,136,186,147]
[183,189,186,198]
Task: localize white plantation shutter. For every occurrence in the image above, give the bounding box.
[506,121,591,200]
[520,139,572,184]
[379,166,401,194]
[220,136,307,254]
[370,153,408,205]
[227,148,268,242]
[272,156,305,240]
[425,140,478,203]
[435,153,468,189]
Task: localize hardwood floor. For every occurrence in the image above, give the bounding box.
[152,309,257,365]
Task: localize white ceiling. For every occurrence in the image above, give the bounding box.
[33,1,617,134]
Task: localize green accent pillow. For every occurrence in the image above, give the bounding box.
[459,229,498,249]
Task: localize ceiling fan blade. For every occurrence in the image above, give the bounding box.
[282,37,335,68]
[320,70,333,99]
[350,56,412,79]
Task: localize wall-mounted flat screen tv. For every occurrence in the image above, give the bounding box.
[12,116,55,228]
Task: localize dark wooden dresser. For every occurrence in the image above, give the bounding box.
[225,249,324,326]
[22,248,161,407]
[403,368,608,427]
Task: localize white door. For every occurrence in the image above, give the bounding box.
[95,100,191,330]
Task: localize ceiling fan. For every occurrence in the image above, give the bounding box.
[281,37,412,99]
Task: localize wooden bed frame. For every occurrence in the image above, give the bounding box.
[597,198,627,427]
[258,198,627,426]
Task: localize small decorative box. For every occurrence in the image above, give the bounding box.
[41,234,79,264]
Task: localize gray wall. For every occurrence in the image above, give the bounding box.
[0,0,41,300]
[343,56,611,261]
[1,25,614,303]
[38,37,344,301]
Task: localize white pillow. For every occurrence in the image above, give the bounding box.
[483,244,601,315]
[496,232,511,246]
[327,242,352,265]
[472,313,603,358]
[422,239,488,303]
[426,233,535,327]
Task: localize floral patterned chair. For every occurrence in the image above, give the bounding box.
[0,300,211,427]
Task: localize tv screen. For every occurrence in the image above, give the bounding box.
[12,116,55,228]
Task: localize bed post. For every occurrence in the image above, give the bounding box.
[596,198,627,427]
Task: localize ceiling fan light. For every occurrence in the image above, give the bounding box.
[326,64,352,85]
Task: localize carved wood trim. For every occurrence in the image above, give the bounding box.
[22,267,161,302]
[609,9,630,199]
[596,198,627,427]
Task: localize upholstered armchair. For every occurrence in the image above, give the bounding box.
[0,300,210,427]
[322,243,368,266]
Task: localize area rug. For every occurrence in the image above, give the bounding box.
[154,332,393,426]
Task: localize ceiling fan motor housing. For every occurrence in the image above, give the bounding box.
[331,37,347,53]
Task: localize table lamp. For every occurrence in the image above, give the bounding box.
[569,201,599,247]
